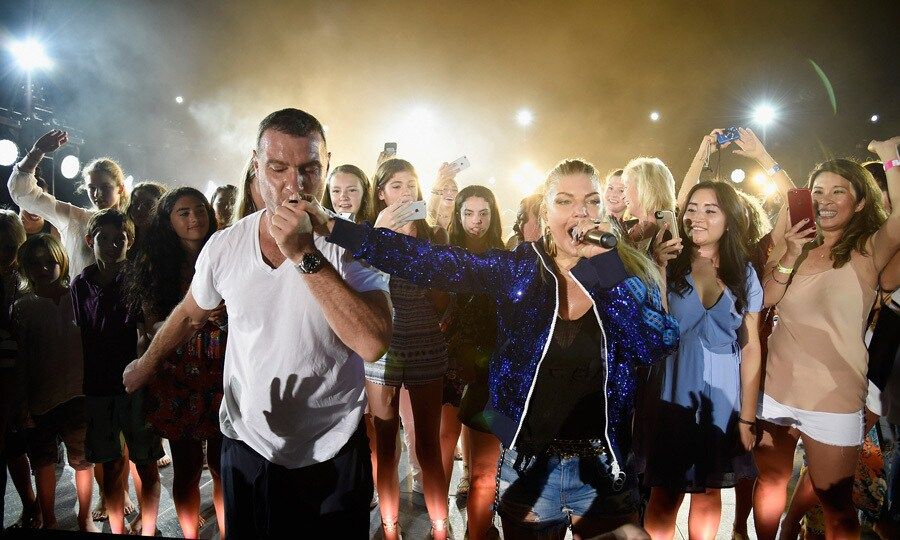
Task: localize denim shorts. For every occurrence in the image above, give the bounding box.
[496,445,640,535]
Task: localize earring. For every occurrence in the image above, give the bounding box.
[543,225,557,257]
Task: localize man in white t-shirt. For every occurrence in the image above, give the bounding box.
[123,108,392,538]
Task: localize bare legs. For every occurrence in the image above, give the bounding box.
[367,379,448,539]
[465,426,501,539]
[34,462,97,531]
[168,436,224,538]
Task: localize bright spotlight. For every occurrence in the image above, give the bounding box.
[0,139,19,167]
[516,109,534,127]
[762,182,778,200]
[60,155,80,179]
[752,104,776,127]
[751,172,768,187]
[409,106,434,125]
[9,39,52,71]
[649,111,660,122]
[730,168,746,183]
[513,162,543,196]
[175,95,184,104]
[870,114,880,123]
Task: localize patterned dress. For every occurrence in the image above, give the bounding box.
[147,321,226,440]
[364,276,449,386]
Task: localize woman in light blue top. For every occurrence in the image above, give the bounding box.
[644,181,763,539]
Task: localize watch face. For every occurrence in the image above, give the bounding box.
[299,251,325,273]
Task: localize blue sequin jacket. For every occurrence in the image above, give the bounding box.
[328,219,679,483]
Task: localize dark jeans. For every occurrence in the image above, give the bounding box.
[220,421,372,539]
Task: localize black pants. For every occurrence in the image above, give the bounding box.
[221,421,373,539]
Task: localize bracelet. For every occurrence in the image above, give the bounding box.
[885,159,900,172]
[775,263,793,274]
[766,163,782,176]
[738,418,756,426]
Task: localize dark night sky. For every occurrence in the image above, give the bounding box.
[0,0,898,225]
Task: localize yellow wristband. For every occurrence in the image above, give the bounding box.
[776,263,793,275]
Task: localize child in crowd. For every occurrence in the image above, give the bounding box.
[71,209,162,536]
[14,234,96,531]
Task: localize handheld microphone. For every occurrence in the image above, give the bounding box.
[580,229,618,249]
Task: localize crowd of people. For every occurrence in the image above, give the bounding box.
[0,107,898,540]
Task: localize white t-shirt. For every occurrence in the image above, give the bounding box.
[191,210,388,468]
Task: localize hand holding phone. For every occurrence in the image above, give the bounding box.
[655,210,680,241]
[787,188,816,232]
[716,127,740,146]
[447,155,470,174]
[384,142,397,157]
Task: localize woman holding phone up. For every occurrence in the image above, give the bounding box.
[307,158,678,538]
[645,181,763,539]
[365,158,451,539]
[753,137,900,539]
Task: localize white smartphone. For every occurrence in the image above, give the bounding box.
[338,212,354,221]
[398,200,427,225]
[448,155,470,174]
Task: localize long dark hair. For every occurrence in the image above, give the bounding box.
[808,159,886,268]
[668,181,751,313]
[371,158,433,240]
[448,185,504,251]
[322,164,373,223]
[125,187,216,318]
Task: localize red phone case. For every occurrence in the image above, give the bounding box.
[787,188,815,229]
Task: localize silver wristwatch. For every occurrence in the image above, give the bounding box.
[296,250,326,274]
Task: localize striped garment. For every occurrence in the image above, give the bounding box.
[365,276,448,386]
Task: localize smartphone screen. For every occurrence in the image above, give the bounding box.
[655,210,680,241]
[787,188,816,230]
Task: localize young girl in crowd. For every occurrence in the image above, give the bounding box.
[14,234,96,532]
[441,185,505,539]
[125,187,226,538]
[646,181,763,539]
[126,181,168,245]
[9,130,130,280]
[428,162,460,234]
[0,211,40,530]
[620,157,676,250]
[755,136,900,539]
[506,193,542,249]
[317,157,678,539]
[322,164,373,223]
[210,185,238,229]
[366,158,451,539]
[603,169,627,223]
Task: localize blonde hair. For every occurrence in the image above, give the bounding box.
[234,157,259,224]
[621,157,676,218]
[0,210,27,252]
[18,233,70,289]
[540,159,661,287]
[82,158,129,211]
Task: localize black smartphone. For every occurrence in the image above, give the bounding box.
[716,127,740,146]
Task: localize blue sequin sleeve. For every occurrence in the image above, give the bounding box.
[328,218,522,296]
[599,277,679,366]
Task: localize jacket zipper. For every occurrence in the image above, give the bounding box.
[569,272,625,487]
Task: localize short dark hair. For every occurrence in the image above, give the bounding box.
[256,108,327,148]
[87,208,135,242]
[864,161,888,193]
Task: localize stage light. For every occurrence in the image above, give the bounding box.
[751,172,768,187]
[870,114,880,123]
[762,182,778,200]
[516,109,534,127]
[730,169,746,183]
[513,161,543,196]
[60,155,80,179]
[409,106,434,125]
[175,96,184,104]
[649,111,660,122]
[752,104,776,127]
[0,139,19,166]
[9,39,52,71]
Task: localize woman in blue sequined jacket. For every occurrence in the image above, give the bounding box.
[315,158,678,536]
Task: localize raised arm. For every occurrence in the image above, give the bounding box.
[868,137,900,270]
[9,130,90,231]
[731,127,796,201]
[324,211,518,297]
[123,290,211,393]
[678,130,722,209]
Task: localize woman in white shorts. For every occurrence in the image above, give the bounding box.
[755,137,900,539]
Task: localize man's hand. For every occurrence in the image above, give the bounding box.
[33,130,68,154]
[123,358,154,394]
[269,199,315,263]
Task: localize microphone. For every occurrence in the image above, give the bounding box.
[575,229,618,249]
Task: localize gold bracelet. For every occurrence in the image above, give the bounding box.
[775,263,793,274]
